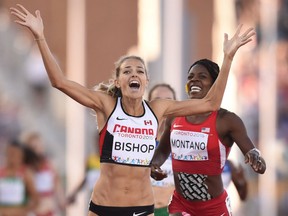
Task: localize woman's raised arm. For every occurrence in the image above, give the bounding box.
[10,4,107,111]
[204,24,255,110]
[151,25,255,119]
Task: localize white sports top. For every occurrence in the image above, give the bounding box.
[99,97,158,167]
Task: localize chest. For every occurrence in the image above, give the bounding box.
[170,116,221,161]
[104,101,158,166]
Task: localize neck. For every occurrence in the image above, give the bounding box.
[121,97,144,116]
[7,163,21,171]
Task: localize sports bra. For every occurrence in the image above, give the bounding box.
[99,97,158,167]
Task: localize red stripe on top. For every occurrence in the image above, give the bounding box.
[99,123,108,156]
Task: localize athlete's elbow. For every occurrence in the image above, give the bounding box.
[205,99,220,112]
[51,78,65,90]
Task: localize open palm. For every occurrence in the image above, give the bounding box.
[223,24,255,60]
[10,4,44,39]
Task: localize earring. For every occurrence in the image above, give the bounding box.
[185,84,189,93]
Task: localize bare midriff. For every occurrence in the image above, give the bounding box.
[91,163,154,207]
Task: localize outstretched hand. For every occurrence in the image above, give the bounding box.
[223,24,255,60]
[10,4,44,39]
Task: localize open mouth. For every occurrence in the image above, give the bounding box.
[129,80,140,89]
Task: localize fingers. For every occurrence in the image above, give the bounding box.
[250,153,259,167]
[10,8,28,27]
[223,24,255,59]
[254,157,266,173]
[16,4,30,15]
[14,20,27,26]
[238,27,255,47]
[150,166,167,180]
[253,158,263,172]
[244,148,266,173]
[10,4,32,20]
[240,31,255,44]
[233,23,243,38]
[241,27,255,38]
[229,25,255,46]
[10,7,26,20]
[151,171,166,180]
[239,38,253,47]
[234,25,254,39]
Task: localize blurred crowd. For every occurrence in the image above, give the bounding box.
[0,6,68,216]
[233,0,288,215]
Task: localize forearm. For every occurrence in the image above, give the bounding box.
[152,148,170,168]
[35,36,66,88]
[205,54,233,110]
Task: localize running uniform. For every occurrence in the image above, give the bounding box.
[168,111,232,216]
[34,160,57,216]
[0,167,26,207]
[90,97,158,215]
[99,97,158,167]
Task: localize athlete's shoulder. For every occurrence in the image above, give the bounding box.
[217,108,240,120]
[217,108,246,132]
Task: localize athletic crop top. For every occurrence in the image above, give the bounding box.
[99,97,158,167]
[170,111,231,175]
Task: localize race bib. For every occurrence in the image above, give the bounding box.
[112,131,155,166]
[35,171,54,193]
[0,178,25,205]
[171,130,209,161]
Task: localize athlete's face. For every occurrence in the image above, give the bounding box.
[186,64,214,99]
[150,86,175,100]
[6,145,24,167]
[115,59,149,99]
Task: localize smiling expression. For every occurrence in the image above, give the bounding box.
[186,64,214,99]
